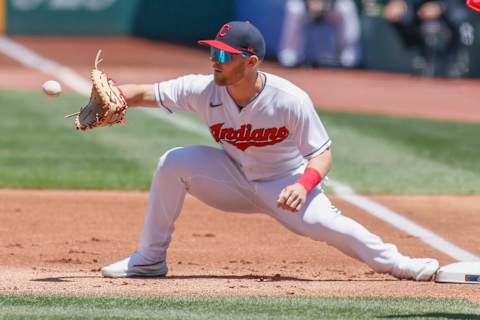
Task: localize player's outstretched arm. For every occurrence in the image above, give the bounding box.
[118,84,158,108]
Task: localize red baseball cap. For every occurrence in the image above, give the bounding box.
[198,21,266,60]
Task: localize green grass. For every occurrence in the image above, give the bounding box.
[0,295,478,320]
[0,90,213,190]
[321,111,480,194]
[1,89,479,193]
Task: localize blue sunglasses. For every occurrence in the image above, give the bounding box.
[210,47,252,63]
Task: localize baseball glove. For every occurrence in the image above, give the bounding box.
[73,50,128,131]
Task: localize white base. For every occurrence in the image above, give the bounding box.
[435,262,480,284]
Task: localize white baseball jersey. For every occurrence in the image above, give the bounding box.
[135,72,422,277]
[154,72,331,181]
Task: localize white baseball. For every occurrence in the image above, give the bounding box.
[42,80,62,97]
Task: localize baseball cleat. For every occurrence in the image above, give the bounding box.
[392,257,439,281]
[101,251,168,278]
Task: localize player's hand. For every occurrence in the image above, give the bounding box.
[277,183,307,213]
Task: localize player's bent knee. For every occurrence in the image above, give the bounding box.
[155,146,215,176]
[155,147,187,173]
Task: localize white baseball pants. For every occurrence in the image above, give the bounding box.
[139,146,404,274]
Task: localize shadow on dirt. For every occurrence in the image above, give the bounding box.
[31,274,396,283]
[31,276,100,282]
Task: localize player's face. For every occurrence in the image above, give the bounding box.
[210,50,250,86]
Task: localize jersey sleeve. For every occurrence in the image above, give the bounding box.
[290,96,332,160]
[154,74,210,113]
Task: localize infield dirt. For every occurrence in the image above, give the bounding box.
[0,190,479,302]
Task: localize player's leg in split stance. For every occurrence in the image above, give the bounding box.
[254,169,439,281]
[102,146,258,278]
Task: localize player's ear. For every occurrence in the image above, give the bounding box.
[248,55,259,67]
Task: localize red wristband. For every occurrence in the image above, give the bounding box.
[297,168,322,193]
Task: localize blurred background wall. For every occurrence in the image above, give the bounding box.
[6,0,136,35]
[2,0,480,77]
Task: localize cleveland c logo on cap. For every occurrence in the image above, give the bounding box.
[217,24,232,37]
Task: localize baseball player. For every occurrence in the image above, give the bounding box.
[101,21,439,281]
